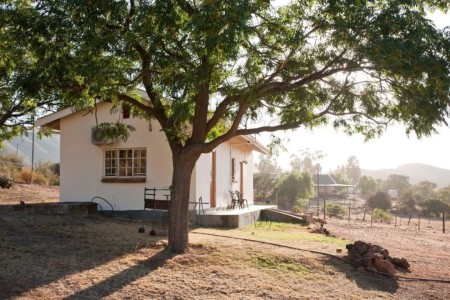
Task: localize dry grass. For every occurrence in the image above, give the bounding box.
[1,209,449,299]
[1,185,449,299]
[0,183,59,204]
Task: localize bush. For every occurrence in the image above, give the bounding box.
[367,191,391,211]
[19,168,49,186]
[326,203,347,218]
[35,161,59,186]
[419,199,450,217]
[0,151,25,180]
[293,199,309,214]
[372,208,393,224]
[0,174,15,189]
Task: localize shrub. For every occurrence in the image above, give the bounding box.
[0,151,25,180]
[367,191,391,211]
[293,199,309,214]
[35,161,59,186]
[419,199,450,217]
[0,174,15,189]
[19,168,49,186]
[372,208,393,224]
[326,203,347,218]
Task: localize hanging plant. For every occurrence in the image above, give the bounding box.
[98,122,136,143]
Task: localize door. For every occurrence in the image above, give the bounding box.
[210,151,216,208]
[239,161,244,198]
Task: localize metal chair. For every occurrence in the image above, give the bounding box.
[235,190,248,209]
[229,190,239,209]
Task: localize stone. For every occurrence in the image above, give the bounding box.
[391,257,410,269]
[372,257,395,275]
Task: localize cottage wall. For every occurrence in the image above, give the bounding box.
[191,140,255,210]
[60,103,173,211]
[55,102,259,212]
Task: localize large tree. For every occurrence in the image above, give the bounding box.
[0,6,63,145]
[290,149,325,174]
[345,155,361,185]
[3,1,449,253]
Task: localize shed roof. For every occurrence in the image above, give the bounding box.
[313,174,337,186]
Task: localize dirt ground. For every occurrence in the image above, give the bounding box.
[326,217,450,281]
[0,183,59,204]
[0,184,449,299]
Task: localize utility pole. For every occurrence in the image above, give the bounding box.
[31,116,35,185]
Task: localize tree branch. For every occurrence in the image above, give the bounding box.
[205,95,240,132]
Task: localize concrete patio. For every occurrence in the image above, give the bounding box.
[193,205,276,228]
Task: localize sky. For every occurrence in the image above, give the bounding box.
[257,9,450,172]
[258,123,450,172]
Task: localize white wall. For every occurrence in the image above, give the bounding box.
[201,138,255,209]
[191,153,211,208]
[60,103,173,210]
[59,103,259,211]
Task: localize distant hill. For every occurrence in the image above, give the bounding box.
[361,163,450,188]
[1,132,60,166]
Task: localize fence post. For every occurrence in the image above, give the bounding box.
[395,215,397,228]
[418,215,420,231]
[371,209,373,227]
[348,200,351,222]
[444,211,446,234]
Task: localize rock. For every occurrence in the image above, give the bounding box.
[391,257,410,269]
[346,240,410,275]
[348,240,371,256]
[356,255,374,268]
[370,244,383,254]
[373,257,395,275]
[372,253,384,260]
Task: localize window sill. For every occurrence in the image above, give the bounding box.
[102,177,146,183]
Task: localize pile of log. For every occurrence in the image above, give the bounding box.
[346,240,410,275]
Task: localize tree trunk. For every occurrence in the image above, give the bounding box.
[168,151,199,253]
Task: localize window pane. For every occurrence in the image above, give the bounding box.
[105,148,146,178]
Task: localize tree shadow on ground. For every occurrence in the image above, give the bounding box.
[0,211,170,299]
[64,249,174,299]
[322,256,399,293]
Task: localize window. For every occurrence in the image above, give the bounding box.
[104,148,146,180]
[231,158,236,181]
[122,103,131,119]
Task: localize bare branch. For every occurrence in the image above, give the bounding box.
[117,93,168,129]
[205,95,240,132]
[122,0,136,33]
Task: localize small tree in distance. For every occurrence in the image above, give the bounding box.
[357,176,377,195]
[276,171,313,211]
[254,155,281,203]
[367,191,391,212]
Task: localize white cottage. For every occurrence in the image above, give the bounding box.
[35,100,268,213]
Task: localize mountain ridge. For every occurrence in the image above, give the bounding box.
[361,163,450,188]
[1,133,60,166]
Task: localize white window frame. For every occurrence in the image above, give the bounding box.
[104,148,147,178]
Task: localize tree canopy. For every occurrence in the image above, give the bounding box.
[276,171,313,210]
[367,191,391,211]
[0,7,62,145]
[2,0,449,252]
[357,175,377,194]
